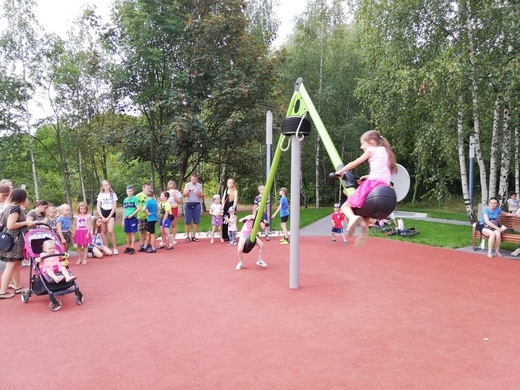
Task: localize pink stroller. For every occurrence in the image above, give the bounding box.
[20,224,84,311]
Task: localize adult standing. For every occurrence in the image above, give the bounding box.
[96,180,119,254]
[167,180,182,245]
[26,200,49,226]
[0,185,10,213]
[221,178,238,241]
[183,174,204,242]
[0,189,36,299]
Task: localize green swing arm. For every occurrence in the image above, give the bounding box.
[249,78,350,241]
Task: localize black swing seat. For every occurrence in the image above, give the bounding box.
[352,185,396,219]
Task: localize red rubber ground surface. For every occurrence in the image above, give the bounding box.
[1,236,519,389]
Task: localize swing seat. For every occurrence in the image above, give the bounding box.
[242,238,256,253]
[353,185,396,219]
[281,116,312,136]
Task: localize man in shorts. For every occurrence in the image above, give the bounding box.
[182,174,204,242]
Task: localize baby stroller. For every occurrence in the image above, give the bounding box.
[20,223,84,311]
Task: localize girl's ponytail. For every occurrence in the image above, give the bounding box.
[380,136,398,174]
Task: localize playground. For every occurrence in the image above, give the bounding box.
[2,232,519,389]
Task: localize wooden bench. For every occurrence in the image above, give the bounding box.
[472,214,520,251]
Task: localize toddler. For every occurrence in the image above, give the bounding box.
[36,240,76,283]
[43,206,58,232]
[331,203,348,245]
[210,194,224,244]
[56,204,73,253]
[224,206,237,245]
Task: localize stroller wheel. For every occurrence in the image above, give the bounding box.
[21,289,31,303]
[49,299,62,312]
[76,292,84,305]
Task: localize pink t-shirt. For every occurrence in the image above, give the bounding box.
[367,146,391,184]
[241,219,254,235]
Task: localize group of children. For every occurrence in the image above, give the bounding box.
[38,202,113,265]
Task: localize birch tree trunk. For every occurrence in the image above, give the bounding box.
[498,103,512,203]
[456,98,475,222]
[488,97,501,198]
[515,124,519,194]
[78,126,86,202]
[465,0,488,204]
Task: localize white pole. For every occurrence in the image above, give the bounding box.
[289,136,300,289]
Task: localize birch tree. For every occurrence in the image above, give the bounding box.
[0,0,43,198]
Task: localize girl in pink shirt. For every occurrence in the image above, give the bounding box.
[335,130,397,247]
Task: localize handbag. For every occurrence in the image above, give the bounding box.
[0,227,15,252]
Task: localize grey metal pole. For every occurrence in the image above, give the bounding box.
[266,111,273,227]
[289,136,301,289]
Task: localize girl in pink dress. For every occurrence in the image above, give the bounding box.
[335,130,397,248]
[73,202,91,265]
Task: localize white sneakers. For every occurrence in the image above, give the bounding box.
[256,259,267,267]
[511,248,520,256]
[235,259,267,270]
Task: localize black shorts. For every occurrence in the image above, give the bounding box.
[146,221,156,234]
[281,215,289,223]
[101,208,116,219]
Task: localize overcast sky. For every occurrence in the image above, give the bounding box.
[36,0,304,46]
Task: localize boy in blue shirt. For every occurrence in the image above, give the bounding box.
[272,187,290,245]
[143,187,158,253]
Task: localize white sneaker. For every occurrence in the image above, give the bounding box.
[256,259,267,267]
[511,248,520,256]
[235,262,243,270]
[113,249,119,255]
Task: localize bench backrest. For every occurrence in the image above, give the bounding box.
[497,214,520,230]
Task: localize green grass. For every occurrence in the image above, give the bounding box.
[370,219,471,249]
[371,218,520,251]
[112,206,500,251]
